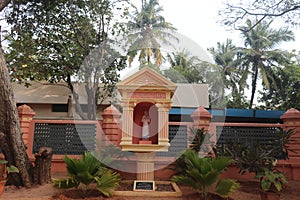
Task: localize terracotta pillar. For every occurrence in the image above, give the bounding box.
[18,104,35,153]
[281,108,300,180]
[120,102,134,146]
[136,152,155,181]
[190,106,213,154]
[101,105,122,147]
[190,106,212,131]
[157,103,170,146]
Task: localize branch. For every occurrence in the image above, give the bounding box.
[0,0,10,11]
[229,4,300,17]
[229,4,300,32]
[66,74,88,120]
[234,15,267,32]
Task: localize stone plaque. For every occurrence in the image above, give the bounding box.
[133,180,155,191]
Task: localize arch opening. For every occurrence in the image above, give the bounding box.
[133,102,158,144]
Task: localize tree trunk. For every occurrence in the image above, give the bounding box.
[34,147,53,185]
[0,0,11,12]
[249,67,258,109]
[0,48,33,187]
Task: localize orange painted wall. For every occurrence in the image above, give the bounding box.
[18,105,300,181]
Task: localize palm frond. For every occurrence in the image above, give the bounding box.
[52,177,79,189]
[95,170,121,197]
[172,149,238,199]
[215,179,241,198]
[54,151,120,197]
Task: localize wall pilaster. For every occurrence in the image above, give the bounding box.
[120,102,135,146]
[281,108,300,180]
[157,103,170,146]
[18,104,35,153]
[190,106,212,131]
[101,105,122,147]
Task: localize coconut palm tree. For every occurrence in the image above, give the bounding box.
[163,50,204,83]
[238,20,294,108]
[208,39,249,108]
[166,50,198,68]
[127,0,176,68]
[163,49,226,107]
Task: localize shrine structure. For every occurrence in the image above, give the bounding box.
[116,67,177,180]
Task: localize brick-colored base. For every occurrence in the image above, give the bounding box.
[138,140,152,144]
[39,157,300,182]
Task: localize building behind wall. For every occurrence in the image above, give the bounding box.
[13,81,210,121]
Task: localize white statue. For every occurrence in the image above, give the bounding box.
[141,111,151,140]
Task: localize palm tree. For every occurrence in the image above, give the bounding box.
[208,39,249,108]
[163,50,204,83]
[163,50,226,107]
[238,20,294,108]
[127,0,176,68]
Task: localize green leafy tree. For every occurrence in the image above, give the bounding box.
[259,51,300,110]
[53,151,120,197]
[238,20,294,108]
[5,0,129,120]
[127,0,176,67]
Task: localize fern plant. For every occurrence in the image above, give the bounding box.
[172,150,240,200]
[52,151,120,197]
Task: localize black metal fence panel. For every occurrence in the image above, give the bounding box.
[157,125,188,157]
[216,126,278,147]
[33,123,96,155]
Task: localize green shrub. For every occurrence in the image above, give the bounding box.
[53,151,120,197]
[172,150,240,200]
[214,128,296,176]
[257,169,287,192]
[189,127,214,153]
[214,128,296,193]
[172,128,214,176]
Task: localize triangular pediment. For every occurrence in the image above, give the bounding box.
[117,67,176,89]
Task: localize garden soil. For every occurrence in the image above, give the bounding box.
[2,174,300,200]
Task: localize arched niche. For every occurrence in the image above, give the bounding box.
[133,102,158,144]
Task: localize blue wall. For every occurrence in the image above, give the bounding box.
[169,107,285,120]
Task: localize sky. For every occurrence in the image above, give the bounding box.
[160,1,236,51]
[158,0,300,51]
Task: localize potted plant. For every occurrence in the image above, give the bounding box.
[257,169,287,200]
[0,160,19,196]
